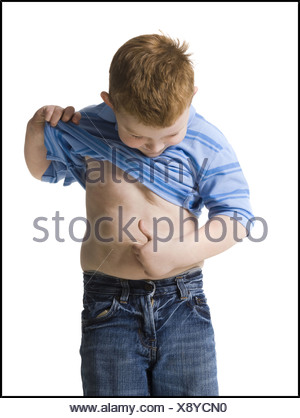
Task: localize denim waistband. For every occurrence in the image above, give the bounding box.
[82,267,203,300]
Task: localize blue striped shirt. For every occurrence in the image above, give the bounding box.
[42,103,254,232]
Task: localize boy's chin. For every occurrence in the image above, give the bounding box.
[143,153,162,158]
[139,150,164,157]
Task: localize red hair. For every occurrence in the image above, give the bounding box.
[108,33,194,127]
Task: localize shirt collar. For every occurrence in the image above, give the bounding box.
[187,104,196,127]
[98,103,116,123]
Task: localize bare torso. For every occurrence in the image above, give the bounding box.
[80,157,203,280]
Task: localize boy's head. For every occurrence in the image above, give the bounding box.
[101,33,197,157]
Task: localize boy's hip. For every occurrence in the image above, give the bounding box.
[82,266,203,296]
[81,265,214,339]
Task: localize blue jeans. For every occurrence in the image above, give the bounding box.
[80,267,218,396]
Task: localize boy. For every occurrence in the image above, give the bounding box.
[24,34,253,396]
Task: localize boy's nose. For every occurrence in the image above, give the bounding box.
[145,142,164,153]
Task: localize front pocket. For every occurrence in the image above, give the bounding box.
[81,294,119,329]
[96,309,110,318]
[189,295,212,321]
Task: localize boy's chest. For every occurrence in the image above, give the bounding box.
[84,157,171,207]
[84,148,198,195]
[83,156,199,250]
[84,156,195,232]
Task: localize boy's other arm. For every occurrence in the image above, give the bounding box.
[24,105,81,180]
[132,216,248,277]
[186,214,248,261]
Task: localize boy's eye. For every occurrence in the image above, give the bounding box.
[130,133,179,139]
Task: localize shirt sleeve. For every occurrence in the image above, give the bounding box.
[41,121,87,188]
[197,141,254,235]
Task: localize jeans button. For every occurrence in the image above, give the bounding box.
[145,283,153,291]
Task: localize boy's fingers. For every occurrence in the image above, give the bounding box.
[61,107,81,124]
[48,106,65,126]
[138,220,152,241]
[131,244,140,255]
[33,105,80,126]
[71,111,82,124]
[61,106,76,121]
[33,105,55,123]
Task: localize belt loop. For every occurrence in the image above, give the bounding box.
[175,275,189,300]
[120,279,130,304]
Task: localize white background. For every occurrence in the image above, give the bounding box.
[2,1,298,414]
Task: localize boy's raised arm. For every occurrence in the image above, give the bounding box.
[24,105,81,180]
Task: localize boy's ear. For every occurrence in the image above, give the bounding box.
[100,91,114,109]
[193,86,198,96]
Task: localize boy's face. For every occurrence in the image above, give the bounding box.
[114,107,190,157]
[100,91,196,158]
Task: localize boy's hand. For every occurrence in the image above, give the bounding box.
[132,215,248,278]
[30,105,81,128]
[131,220,186,277]
[25,105,82,179]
